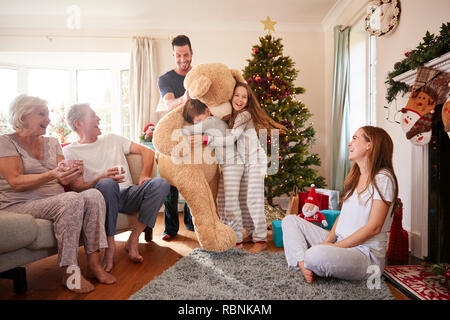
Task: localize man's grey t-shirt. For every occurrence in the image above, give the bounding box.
[158,70,186,99]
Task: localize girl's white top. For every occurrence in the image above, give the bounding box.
[335,170,395,268]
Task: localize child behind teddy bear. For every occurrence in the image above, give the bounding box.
[182,99,252,249]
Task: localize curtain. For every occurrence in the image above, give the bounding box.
[129,37,161,141]
[330,25,351,191]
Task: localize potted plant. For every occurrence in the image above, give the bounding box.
[140,123,155,150]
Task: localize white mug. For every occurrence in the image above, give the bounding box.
[114,165,126,175]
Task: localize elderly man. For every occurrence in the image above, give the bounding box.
[63,103,170,271]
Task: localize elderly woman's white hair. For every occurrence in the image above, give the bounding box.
[8,94,48,130]
[66,103,90,132]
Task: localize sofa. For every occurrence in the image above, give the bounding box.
[0,153,158,293]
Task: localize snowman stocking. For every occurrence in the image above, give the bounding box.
[443,99,450,139]
[405,112,433,146]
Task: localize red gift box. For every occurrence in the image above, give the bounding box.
[298,192,329,214]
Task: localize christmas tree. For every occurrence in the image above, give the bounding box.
[242,33,325,204]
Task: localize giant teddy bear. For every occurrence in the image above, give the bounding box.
[152,63,245,252]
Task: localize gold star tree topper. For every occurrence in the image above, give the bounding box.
[261,16,277,34]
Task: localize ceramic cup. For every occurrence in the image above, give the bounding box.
[114,165,126,175]
[58,159,83,171]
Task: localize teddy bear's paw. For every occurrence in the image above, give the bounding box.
[198,222,237,252]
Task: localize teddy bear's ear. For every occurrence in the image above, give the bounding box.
[230,69,245,83]
[186,75,212,99]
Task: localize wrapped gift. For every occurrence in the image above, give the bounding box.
[271,220,284,248]
[265,203,286,230]
[320,210,340,230]
[315,188,340,210]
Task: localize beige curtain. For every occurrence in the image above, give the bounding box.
[129,37,161,141]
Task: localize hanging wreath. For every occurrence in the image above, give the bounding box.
[365,0,401,37]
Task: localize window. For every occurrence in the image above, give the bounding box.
[0,67,17,134]
[28,68,70,110]
[77,69,113,135]
[120,69,130,139]
[28,68,71,142]
[368,35,376,125]
[0,52,130,143]
[348,17,376,136]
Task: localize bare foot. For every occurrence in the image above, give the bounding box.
[62,269,95,294]
[87,264,117,285]
[102,245,115,273]
[125,237,144,263]
[298,261,315,284]
[245,242,267,253]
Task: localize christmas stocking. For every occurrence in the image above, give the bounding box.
[443,98,450,138]
[405,112,433,146]
[400,66,450,146]
[387,199,409,263]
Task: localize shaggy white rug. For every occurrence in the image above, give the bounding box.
[129,248,393,300]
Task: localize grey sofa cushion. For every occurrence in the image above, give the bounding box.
[116,212,139,234]
[27,214,138,250]
[0,211,37,254]
[27,218,57,250]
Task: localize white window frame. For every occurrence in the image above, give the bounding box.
[119,69,131,139]
[368,34,376,125]
[348,18,377,133]
[0,64,19,133]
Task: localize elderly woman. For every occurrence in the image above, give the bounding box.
[0,94,116,293]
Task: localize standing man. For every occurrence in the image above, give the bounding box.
[158,34,194,240]
[64,103,170,271]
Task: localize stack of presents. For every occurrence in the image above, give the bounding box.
[271,186,340,248]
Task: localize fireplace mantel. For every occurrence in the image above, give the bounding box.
[393,51,450,84]
[391,51,449,260]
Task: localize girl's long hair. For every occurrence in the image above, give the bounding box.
[342,126,399,213]
[230,82,286,134]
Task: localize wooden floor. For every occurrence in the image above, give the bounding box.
[0,212,408,300]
